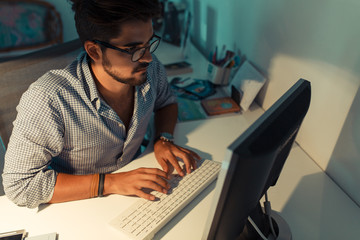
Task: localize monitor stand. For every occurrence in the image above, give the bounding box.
[237,207,292,240]
[268,210,292,240]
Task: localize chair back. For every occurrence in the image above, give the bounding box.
[0,136,6,196]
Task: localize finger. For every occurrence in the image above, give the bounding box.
[167,153,184,177]
[179,152,196,174]
[178,148,202,172]
[142,173,171,191]
[140,179,169,194]
[167,162,174,174]
[135,168,170,190]
[134,189,156,201]
[172,147,196,173]
[179,147,202,161]
[157,159,169,174]
[139,168,169,179]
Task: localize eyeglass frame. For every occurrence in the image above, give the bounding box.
[92,34,161,62]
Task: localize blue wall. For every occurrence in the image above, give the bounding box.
[43,0,77,42]
[182,0,360,206]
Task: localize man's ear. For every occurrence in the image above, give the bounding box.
[84,40,102,62]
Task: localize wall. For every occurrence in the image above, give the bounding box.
[182,0,360,206]
[44,0,78,42]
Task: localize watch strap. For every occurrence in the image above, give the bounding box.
[154,132,174,143]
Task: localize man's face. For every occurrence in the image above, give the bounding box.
[101,19,154,86]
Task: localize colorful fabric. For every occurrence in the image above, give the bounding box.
[0,2,50,50]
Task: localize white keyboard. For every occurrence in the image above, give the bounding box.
[109,159,221,240]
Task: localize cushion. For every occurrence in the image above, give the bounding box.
[0,0,62,52]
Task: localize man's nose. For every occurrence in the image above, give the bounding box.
[139,47,153,63]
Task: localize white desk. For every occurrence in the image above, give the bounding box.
[1,42,360,240]
[266,144,360,240]
[0,107,264,240]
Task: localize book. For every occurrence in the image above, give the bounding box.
[177,97,207,122]
[164,61,193,76]
[171,77,216,100]
[201,97,241,116]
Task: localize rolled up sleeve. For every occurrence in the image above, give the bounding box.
[2,85,64,208]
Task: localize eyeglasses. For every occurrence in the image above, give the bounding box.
[93,35,161,62]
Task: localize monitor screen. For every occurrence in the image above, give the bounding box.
[203,79,311,240]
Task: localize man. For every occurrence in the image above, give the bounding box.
[2,0,200,208]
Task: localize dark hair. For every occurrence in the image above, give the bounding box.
[69,0,161,44]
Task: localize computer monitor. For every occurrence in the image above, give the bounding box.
[202,79,311,240]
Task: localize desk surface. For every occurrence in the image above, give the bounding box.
[0,109,264,240]
[2,105,360,240]
[1,42,360,240]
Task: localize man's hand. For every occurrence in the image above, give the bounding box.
[154,140,201,176]
[104,168,170,201]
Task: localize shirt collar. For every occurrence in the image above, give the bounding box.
[79,52,152,108]
[80,53,101,108]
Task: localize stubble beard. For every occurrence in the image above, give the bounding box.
[102,55,149,86]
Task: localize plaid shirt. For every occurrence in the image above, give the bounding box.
[2,52,176,208]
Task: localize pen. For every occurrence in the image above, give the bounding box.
[222,54,235,67]
[212,46,217,64]
[227,60,235,68]
[219,45,226,61]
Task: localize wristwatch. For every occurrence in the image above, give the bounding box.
[154,132,174,143]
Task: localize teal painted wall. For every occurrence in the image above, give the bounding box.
[181,0,360,206]
[43,0,77,42]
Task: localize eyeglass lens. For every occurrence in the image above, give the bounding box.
[132,38,160,61]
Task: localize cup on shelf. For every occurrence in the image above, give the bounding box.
[207,62,231,85]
